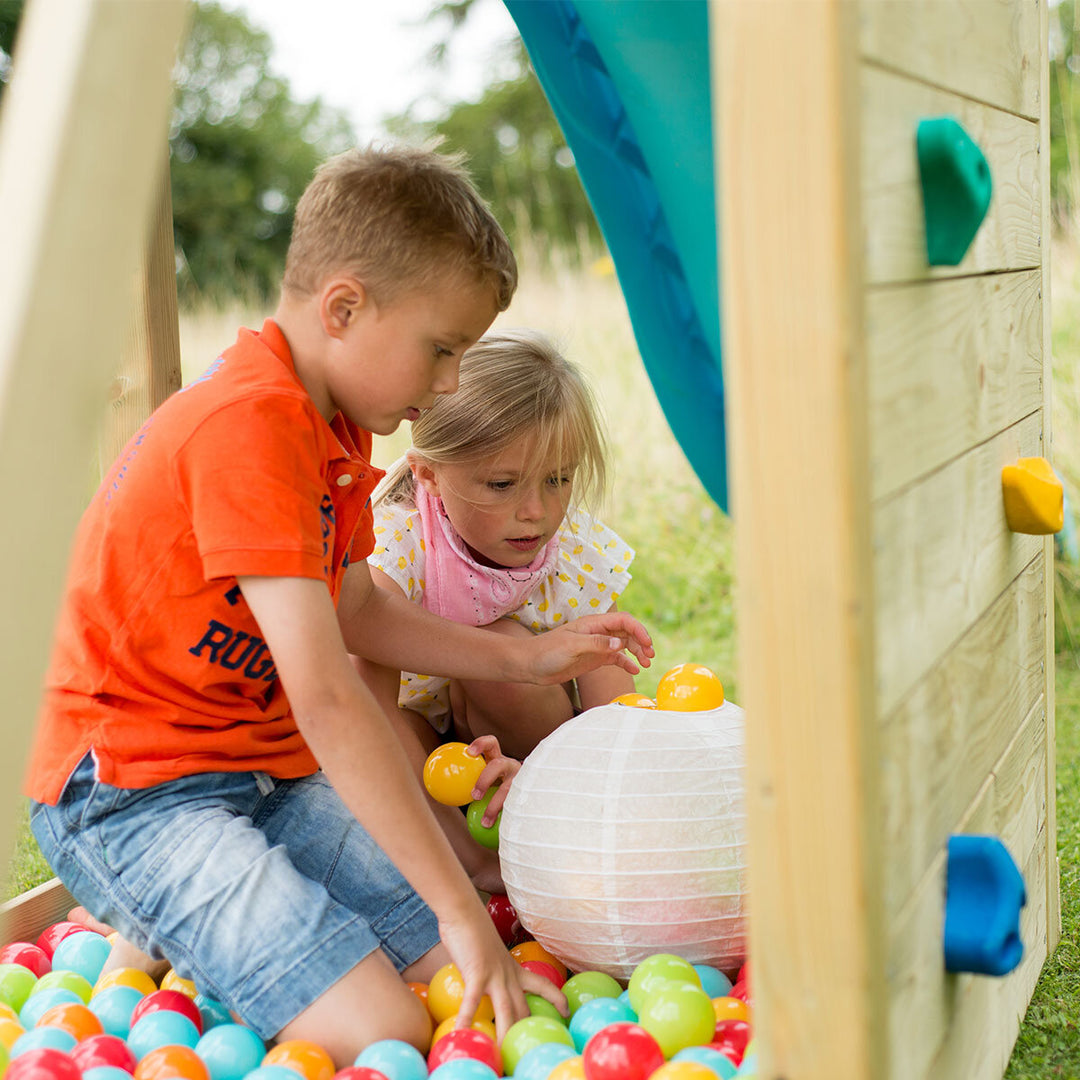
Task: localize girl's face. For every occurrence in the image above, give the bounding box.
[414,429,577,569]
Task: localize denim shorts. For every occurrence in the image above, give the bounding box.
[30,754,440,1039]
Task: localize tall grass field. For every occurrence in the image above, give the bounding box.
[7,248,1080,1074]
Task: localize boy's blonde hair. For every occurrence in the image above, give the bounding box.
[378,329,609,511]
[283,143,517,309]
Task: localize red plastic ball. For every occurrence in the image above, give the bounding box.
[71,1033,138,1074]
[728,982,750,1002]
[485,895,521,947]
[6,1047,82,1080]
[34,925,86,961]
[581,1023,664,1080]
[427,1027,503,1076]
[0,943,51,979]
[332,1070,390,1080]
[130,989,203,1034]
[519,961,565,989]
[711,1021,751,1065]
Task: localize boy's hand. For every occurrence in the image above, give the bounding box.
[523,612,654,684]
[440,908,567,1042]
[468,735,519,822]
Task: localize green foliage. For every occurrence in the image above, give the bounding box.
[1051,1,1080,228]
[0,0,23,91]
[388,14,602,263]
[170,3,355,306]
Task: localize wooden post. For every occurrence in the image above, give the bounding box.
[0,0,188,891]
[711,2,881,1077]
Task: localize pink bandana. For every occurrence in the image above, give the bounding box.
[414,482,560,626]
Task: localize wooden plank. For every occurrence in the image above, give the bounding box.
[867,270,1042,501]
[862,65,1041,285]
[859,0,1040,119]
[874,411,1044,715]
[102,158,183,473]
[880,555,1045,922]
[885,700,1048,1079]
[0,879,75,947]
[0,0,188,893]
[712,3,885,1077]
[1039,0,1060,953]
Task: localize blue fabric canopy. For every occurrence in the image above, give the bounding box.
[503,0,727,511]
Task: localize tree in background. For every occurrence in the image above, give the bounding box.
[170,3,353,305]
[390,0,602,261]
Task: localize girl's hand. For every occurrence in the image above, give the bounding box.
[522,612,654,684]
[439,908,567,1041]
[468,735,520,822]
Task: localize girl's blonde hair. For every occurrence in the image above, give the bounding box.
[376,329,608,510]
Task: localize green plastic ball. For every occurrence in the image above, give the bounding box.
[500,1015,575,1074]
[466,789,501,850]
[30,970,93,1004]
[526,993,567,1024]
[637,982,716,1059]
[562,971,623,1015]
[0,965,37,1013]
[627,954,701,1014]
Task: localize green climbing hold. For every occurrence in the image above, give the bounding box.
[916,116,993,266]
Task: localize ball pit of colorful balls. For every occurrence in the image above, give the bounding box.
[0,909,755,1080]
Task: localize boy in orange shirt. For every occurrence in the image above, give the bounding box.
[26,144,652,1065]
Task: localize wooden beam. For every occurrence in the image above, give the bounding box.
[0,0,188,892]
[711,2,883,1077]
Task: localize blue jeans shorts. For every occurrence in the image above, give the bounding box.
[30,754,441,1039]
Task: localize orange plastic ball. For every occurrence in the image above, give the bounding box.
[423,743,487,806]
[430,1015,498,1050]
[609,693,657,708]
[712,996,750,1023]
[135,1045,210,1080]
[262,1040,335,1080]
[548,1057,586,1080]
[426,963,495,1025]
[93,967,156,997]
[408,982,429,1008]
[509,942,567,981]
[159,969,198,999]
[36,1002,104,1041]
[655,664,725,711]
[0,1018,25,1051]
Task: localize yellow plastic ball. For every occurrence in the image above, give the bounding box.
[655,664,725,712]
[426,962,495,1025]
[159,969,198,999]
[0,1005,17,1025]
[430,1015,498,1050]
[548,1058,586,1080]
[609,693,657,708]
[0,1019,24,1052]
[92,967,157,998]
[423,743,487,806]
[649,1064,718,1080]
[262,1040,335,1080]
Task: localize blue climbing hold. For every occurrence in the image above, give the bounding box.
[916,117,993,266]
[943,835,1026,976]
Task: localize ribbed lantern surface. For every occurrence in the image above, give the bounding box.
[498,701,747,979]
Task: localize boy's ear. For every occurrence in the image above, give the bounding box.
[410,457,441,498]
[320,277,369,337]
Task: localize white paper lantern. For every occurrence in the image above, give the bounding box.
[498,701,747,980]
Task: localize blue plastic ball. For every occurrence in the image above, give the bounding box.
[194,993,233,1032]
[127,1009,200,1059]
[87,985,142,1039]
[83,1067,140,1080]
[672,1047,738,1079]
[18,988,81,1029]
[691,965,733,1000]
[429,1061,499,1080]
[195,1022,265,1080]
[512,1041,577,1080]
[568,996,637,1052]
[10,1027,78,1057]
[354,1039,428,1080]
[49,932,112,986]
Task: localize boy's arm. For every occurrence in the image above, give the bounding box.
[339,561,653,683]
[236,574,560,1034]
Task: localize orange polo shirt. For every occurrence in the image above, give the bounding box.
[26,320,384,805]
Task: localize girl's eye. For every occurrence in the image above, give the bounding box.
[547,474,573,488]
[487,480,514,492]
[434,345,453,358]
